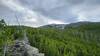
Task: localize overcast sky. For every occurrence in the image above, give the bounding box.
[0,0,100,27]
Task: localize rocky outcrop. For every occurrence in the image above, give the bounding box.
[6,32,44,56]
[6,40,44,56]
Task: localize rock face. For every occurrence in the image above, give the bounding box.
[6,40,44,56]
[6,32,44,56]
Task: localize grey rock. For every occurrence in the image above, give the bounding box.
[6,32,44,56]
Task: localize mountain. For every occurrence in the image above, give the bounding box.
[40,21,100,29]
[40,24,66,29]
[0,20,100,56]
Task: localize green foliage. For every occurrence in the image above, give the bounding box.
[0,21,100,56]
[27,27,100,56]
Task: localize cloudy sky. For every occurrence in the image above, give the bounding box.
[0,0,100,27]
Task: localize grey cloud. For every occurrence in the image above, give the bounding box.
[0,3,17,24]
[85,0,100,5]
[0,0,100,27]
[67,0,85,5]
[19,0,78,22]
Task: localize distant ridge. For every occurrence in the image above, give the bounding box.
[39,21,100,29]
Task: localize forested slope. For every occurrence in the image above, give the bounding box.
[0,19,100,56]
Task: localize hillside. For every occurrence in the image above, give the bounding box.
[0,20,100,56]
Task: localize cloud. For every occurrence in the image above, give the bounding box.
[0,0,65,27]
[72,0,100,22]
[0,0,100,27]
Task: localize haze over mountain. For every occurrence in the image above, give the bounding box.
[0,0,100,27]
[40,21,100,29]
